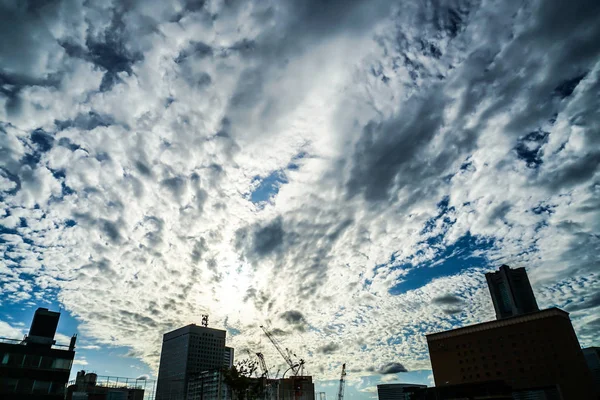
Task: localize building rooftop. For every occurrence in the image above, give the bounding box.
[426,307,569,341]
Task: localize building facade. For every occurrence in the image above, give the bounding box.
[187,369,229,400]
[155,324,229,400]
[485,264,539,319]
[426,308,595,399]
[0,308,76,400]
[223,347,234,369]
[278,376,315,400]
[376,383,427,400]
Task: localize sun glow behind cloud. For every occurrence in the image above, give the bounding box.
[1,0,600,396]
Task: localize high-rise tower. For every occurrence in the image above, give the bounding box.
[485,264,539,319]
[155,324,230,400]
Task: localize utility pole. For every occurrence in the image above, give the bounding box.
[336,364,346,400]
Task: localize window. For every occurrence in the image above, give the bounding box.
[51,358,72,370]
[1,377,19,392]
[23,355,41,368]
[17,378,34,393]
[39,356,54,369]
[32,381,51,394]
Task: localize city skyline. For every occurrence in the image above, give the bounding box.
[1,0,600,399]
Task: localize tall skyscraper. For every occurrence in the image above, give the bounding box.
[485,264,539,319]
[155,324,231,400]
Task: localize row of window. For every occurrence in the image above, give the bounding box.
[0,377,65,394]
[1,353,72,370]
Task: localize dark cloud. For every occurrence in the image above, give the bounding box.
[317,342,340,354]
[377,362,408,374]
[442,308,463,315]
[175,41,214,63]
[565,293,600,313]
[100,219,122,244]
[191,238,208,263]
[280,310,305,325]
[280,310,308,331]
[432,294,463,305]
[55,111,116,132]
[345,92,457,203]
[161,177,187,199]
[236,217,285,259]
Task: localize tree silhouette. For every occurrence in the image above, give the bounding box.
[222,358,266,400]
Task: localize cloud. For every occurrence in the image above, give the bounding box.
[317,343,340,355]
[565,293,600,313]
[432,295,463,306]
[0,0,599,388]
[377,362,408,374]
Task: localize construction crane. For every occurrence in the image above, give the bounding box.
[256,352,269,379]
[260,325,303,376]
[337,364,346,400]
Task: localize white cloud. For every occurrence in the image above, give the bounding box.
[0,0,599,386]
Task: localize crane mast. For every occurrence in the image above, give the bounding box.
[256,352,269,379]
[260,325,301,376]
[337,364,346,400]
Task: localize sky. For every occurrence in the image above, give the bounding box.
[0,0,599,398]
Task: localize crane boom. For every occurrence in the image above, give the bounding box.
[337,364,346,400]
[260,325,300,375]
[256,352,269,379]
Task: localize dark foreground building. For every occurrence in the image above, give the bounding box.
[0,307,76,400]
[427,265,596,399]
[377,383,427,400]
[583,347,600,398]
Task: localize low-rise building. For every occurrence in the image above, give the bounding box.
[65,370,151,400]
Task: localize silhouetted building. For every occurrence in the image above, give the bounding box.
[155,324,230,400]
[65,370,150,400]
[486,264,539,319]
[583,347,600,397]
[377,383,427,400]
[278,376,314,400]
[427,307,595,399]
[0,307,76,400]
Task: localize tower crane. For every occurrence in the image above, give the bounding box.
[260,325,304,376]
[337,364,346,400]
[256,352,269,379]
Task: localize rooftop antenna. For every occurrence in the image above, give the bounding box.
[201,314,209,327]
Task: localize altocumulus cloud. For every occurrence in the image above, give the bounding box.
[0,0,599,389]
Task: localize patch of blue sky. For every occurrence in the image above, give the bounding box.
[250,170,288,205]
[388,233,495,295]
[249,152,308,206]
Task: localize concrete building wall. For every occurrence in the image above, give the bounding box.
[427,308,595,400]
